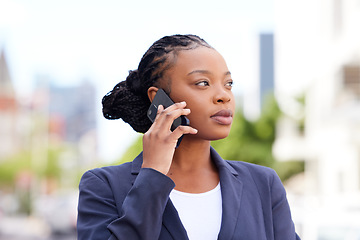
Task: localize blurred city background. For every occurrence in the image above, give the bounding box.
[0,0,360,239]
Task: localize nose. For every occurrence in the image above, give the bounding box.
[213,87,231,104]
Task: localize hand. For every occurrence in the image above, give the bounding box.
[142,101,198,175]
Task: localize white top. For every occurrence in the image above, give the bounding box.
[169,183,222,240]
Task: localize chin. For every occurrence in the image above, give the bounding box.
[209,136,229,141]
[190,124,232,141]
[203,131,231,141]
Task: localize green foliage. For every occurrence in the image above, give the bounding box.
[295,93,306,134]
[117,135,143,165]
[212,94,304,181]
[0,146,63,188]
[0,151,32,188]
[44,146,62,178]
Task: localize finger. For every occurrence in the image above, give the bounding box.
[147,104,164,132]
[162,101,187,112]
[170,125,198,141]
[157,108,191,132]
[153,103,190,131]
[155,104,164,119]
[156,102,187,125]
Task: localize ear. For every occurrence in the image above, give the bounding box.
[147,86,159,102]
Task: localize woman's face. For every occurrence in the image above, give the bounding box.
[165,46,235,141]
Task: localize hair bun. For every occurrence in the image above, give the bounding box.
[102,81,126,120]
[102,80,152,133]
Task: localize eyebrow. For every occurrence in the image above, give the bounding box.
[187,70,231,76]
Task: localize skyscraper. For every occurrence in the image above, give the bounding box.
[259,33,274,109]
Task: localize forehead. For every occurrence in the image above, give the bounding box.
[171,47,229,75]
[157,47,229,91]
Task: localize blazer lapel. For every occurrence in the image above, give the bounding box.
[162,200,189,240]
[210,147,243,240]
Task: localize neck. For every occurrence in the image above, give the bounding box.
[171,136,212,171]
[167,136,219,193]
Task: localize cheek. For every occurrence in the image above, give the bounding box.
[186,103,207,124]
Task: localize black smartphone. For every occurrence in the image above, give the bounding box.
[147,89,190,131]
[147,89,190,147]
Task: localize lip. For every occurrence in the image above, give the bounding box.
[210,109,233,125]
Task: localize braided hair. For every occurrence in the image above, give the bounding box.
[102,34,212,133]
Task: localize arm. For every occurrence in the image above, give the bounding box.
[270,171,301,240]
[77,167,175,240]
[77,97,196,239]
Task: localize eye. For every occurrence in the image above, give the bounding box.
[225,80,233,88]
[196,80,210,87]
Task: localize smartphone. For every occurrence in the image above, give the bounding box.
[147,89,190,147]
[147,89,190,131]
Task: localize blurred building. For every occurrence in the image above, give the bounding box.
[260,33,275,108]
[273,0,360,239]
[0,49,19,159]
[33,78,99,167]
[48,80,97,143]
[0,65,97,238]
[242,32,275,119]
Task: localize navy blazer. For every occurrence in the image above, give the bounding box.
[77,147,301,240]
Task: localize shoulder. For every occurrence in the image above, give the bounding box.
[224,160,280,190]
[78,161,138,205]
[83,162,133,181]
[224,160,287,206]
[79,162,136,194]
[226,160,277,179]
[81,152,143,184]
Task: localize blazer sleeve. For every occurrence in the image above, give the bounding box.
[77,167,175,240]
[270,170,301,240]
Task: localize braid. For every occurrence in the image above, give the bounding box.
[102,34,212,133]
[102,71,151,133]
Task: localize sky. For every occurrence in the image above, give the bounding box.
[0,0,276,162]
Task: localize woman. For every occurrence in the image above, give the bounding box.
[77,34,301,240]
